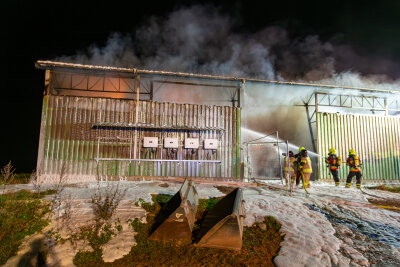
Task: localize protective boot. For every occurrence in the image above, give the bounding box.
[345,183,351,188]
[356,183,361,189]
[335,182,340,186]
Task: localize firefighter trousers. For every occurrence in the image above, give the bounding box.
[303,173,311,188]
[296,171,301,185]
[284,171,296,185]
[346,172,362,184]
[296,171,311,187]
[330,169,339,183]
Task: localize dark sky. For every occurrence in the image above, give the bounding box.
[3,0,400,172]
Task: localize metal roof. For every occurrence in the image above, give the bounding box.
[35,60,400,94]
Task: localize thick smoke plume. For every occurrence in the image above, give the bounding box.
[57,5,400,89]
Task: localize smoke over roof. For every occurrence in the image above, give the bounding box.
[54,5,400,90]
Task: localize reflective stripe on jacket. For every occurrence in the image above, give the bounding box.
[347,155,361,172]
[283,156,296,172]
[325,155,341,170]
[299,156,312,173]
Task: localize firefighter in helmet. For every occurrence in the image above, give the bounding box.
[325,148,341,186]
[295,147,312,188]
[346,149,362,188]
[283,151,296,185]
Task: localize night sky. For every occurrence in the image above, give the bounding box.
[3,0,400,173]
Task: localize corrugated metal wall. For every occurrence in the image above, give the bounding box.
[37,95,240,182]
[317,112,400,181]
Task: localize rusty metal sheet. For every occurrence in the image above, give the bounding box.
[149,179,199,243]
[317,112,400,181]
[196,188,244,250]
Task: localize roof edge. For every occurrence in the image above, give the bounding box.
[35,60,400,94]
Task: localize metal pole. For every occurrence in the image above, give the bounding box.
[133,75,140,160]
[236,108,241,178]
[286,140,290,186]
[305,103,317,152]
[277,132,283,184]
[247,143,252,181]
[150,80,154,101]
[384,99,388,116]
[315,93,320,181]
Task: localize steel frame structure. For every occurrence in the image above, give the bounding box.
[47,71,242,107]
[300,92,400,155]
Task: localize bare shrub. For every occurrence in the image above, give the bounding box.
[29,169,42,195]
[49,174,127,253]
[1,161,15,193]
[91,181,126,223]
[74,178,127,250]
[49,163,69,219]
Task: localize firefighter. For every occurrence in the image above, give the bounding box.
[283,151,296,185]
[294,147,305,186]
[346,149,362,188]
[325,148,341,186]
[295,147,312,188]
[298,148,312,188]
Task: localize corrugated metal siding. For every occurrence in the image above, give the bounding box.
[37,95,239,182]
[317,112,400,181]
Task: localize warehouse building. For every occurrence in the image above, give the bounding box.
[35,61,400,183]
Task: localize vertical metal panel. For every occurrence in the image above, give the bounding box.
[317,112,400,181]
[37,95,238,182]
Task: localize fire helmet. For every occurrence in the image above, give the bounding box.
[298,147,305,152]
[349,149,356,155]
[329,148,336,154]
[301,149,308,156]
[289,151,294,156]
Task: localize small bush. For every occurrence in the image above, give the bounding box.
[64,181,126,256]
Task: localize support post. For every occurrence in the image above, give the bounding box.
[315,93,320,181]
[133,75,140,160]
[286,140,291,190]
[44,70,51,95]
[235,108,241,178]
[277,132,283,184]
[36,95,48,177]
[384,98,388,116]
[305,103,317,152]
[150,80,154,101]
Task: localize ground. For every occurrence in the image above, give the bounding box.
[2,181,400,266]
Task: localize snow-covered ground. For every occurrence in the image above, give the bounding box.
[244,183,400,266]
[4,181,400,267]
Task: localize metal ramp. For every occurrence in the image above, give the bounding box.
[196,188,245,250]
[149,179,199,243]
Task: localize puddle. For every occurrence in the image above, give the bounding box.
[308,204,400,248]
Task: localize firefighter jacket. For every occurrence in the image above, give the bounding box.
[298,156,312,174]
[346,155,361,172]
[325,154,341,170]
[283,156,296,172]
